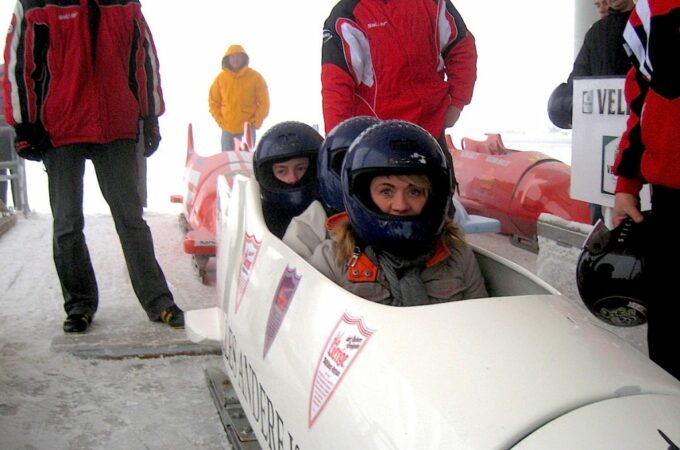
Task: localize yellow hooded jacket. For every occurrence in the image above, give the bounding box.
[209,45,270,134]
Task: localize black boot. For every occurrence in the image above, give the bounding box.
[159,305,184,329]
[63,313,92,333]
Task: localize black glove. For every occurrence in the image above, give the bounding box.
[14,122,52,162]
[142,117,161,157]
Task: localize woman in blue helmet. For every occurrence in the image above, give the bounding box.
[310,120,487,305]
[253,121,323,238]
[283,116,380,258]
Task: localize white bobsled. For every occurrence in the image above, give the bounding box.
[187,174,680,450]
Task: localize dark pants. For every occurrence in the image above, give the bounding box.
[647,185,680,380]
[43,140,175,320]
[0,126,14,205]
[588,203,603,225]
[437,134,457,219]
[221,127,256,151]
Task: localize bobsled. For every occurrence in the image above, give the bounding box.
[170,123,253,279]
[185,172,680,450]
[447,133,591,250]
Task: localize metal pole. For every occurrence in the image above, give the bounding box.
[574,0,601,58]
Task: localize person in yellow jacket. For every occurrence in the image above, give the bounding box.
[209,45,270,151]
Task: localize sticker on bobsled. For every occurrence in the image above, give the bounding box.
[479,168,497,191]
[485,155,511,167]
[184,166,201,205]
[309,312,375,427]
[235,233,262,313]
[263,266,301,358]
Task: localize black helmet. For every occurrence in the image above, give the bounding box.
[318,116,380,215]
[341,120,452,255]
[576,215,649,327]
[547,82,573,129]
[253,121,322,216]
[254,121,322,237]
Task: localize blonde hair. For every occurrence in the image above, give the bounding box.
[376,174,431,192]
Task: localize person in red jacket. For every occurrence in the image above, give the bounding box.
[612,0,680,380]
[320,0,477,178]
[2,0,184,333]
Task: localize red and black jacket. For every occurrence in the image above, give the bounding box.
[321,0,477,137]
[614,0,680,194]
[2,0,164,147]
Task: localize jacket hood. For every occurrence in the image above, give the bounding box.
[222,44,250,71]
[224,44,247,58]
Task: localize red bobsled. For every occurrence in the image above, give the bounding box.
[171,123,253,279]
[447,133,590,250]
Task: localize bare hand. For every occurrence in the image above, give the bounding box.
[445,106,462,128]
[612,192,644,227]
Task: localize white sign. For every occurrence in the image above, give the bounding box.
[571,77,650,208]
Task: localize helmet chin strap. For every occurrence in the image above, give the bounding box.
[379,235,437,259]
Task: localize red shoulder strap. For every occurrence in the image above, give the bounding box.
[425,241,451,268]
[325,211,349,231]
[347,253,379,282]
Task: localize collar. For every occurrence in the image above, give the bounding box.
[325,211,349,231]
[347,240,451,282]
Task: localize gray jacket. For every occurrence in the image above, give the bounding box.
[310,239,488,304]
[282,201,327,260]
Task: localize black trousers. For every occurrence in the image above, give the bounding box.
[647,185,680,380]
[43,140,174,320]
[0,126,14,205]
[437,133,457,220]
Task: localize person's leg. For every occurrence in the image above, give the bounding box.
[647,185,680,380]
[589,203,604,225]
[135,120,147,208]
[0,126,12,205]
[249,126,256,148]
[89,140,177,321]
[221,130,239,151]
[0,170,6,206]
[437,133,457,219]
[43,145,99,317]
[437,133,457,191]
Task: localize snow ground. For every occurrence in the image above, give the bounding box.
[0,207,649,450]
[0,212,231,450]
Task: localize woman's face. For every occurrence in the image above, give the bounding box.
[369,175,429,216]
[272,157,309,184]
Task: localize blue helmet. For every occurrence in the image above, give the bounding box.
[318,116,380,215]
[341,120,452,253]
[253,121,323,219]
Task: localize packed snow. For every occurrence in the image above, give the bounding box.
[0,211,230,449]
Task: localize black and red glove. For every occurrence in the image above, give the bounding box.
[14,123,52,162]
[142,116,161,157]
